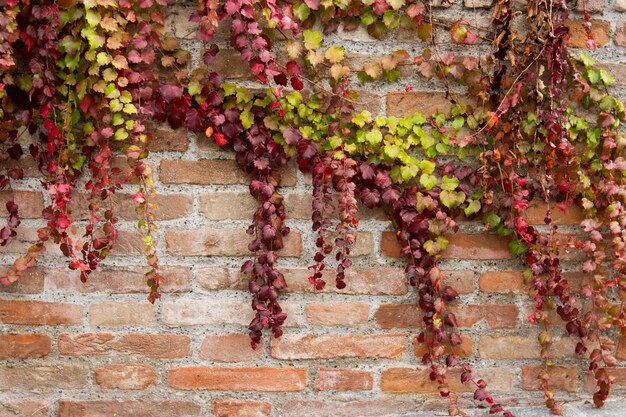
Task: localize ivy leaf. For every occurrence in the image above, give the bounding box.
[240,110,254,129]
[325,46,344,63]
[366,130,382,145]
[303,30,323,50]
[508,239,528,256]
[419,160,436,174]
[419,173,438,190]
[441,176,459,191]
[483,211,501,227]
[159,83,183,101]
[464,199,481,216]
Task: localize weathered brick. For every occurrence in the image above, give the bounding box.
[617,336,626,359]
[280,267,407,295]
[58,400,201,417]
[58,333,190,358]
[0,191,43,218]
[0,365,88,390]
[524,200,583,225]
[279,400,441,417]
[566,19,610,48]
[479,336,577,359]
[0,267,44,294]
[386,92,452,117]
[0,401,49,417]
[198,192,257,220]
[381,367,513,393]
[575,0,604,13]
[615,22,626,47]
[47,266,191,294]
[270,333,406,359]
[168,367,307,391]
[375,304,518,329]
[381,232,512,259]
[413,335,474,358]
[89,302,156,326]
[214,400,272,417]
[315,368,373,391]
[465,0,493,8]
[442,270,474,294]
[584,368,626,391]
[73,193,193,221]
[147,123,189,152]
[161,299,250,326]
[165,228,302,257]
[306,303,369,326]
[160,159,296,186]
[199,334,264,362]
[617,0,626,12]
[0,334,51,359]
[95,364,158,390]
[195,267,243,290]
[522,366,578,392]
[0,300,82,325]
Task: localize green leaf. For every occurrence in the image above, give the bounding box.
[240,110,254,129]
[400,164,418,181]
[303,30,323,50]
[483,211,501,227]
[114,128,128,141]
[440,190,465,209]
[221,82,237,96]
[352,111,371,127]
[293,3,310,21]
[187,80,202,96]
[384,144,400,159]
[419,173,438,190]
[441,175,459,191]
[452,116,465,130]
[325,46,344,63]
[464,199,481,216]
[366,129,382,145]
[579,51,595,68]
[419,160,436,174]
[508,239,528,256]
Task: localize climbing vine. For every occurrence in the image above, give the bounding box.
[1,0,625,415]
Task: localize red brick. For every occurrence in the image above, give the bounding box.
[58,400,201,417]
[566,19,610,48]
[375,304,518,329]
[522,366,578,392]
[386,92,453,117]
[0,334,50,359]
[279,400,441,417]
[270,334,406,359]
[0,401,49,417]
[479,336,577,359]
[413,335,474,358]
[47,266,191,294]
[479,271,527,293]
[0,365,88,390]
[58,333,190,358]
[95,364,157,390]
[0,300,82,325]
[616,22,626,47]
[165,228,302,257]
[160,159,296,186]
[199,334,264,362]
[280,267,407,295]
[315,368,373,391]
[306,303,369,326]
[381,367,514,393]
[168,367,306,391]
[381,232,512,259]
[0,191,43,218]
[584,368,626,391]
[442,270,474,294]
[0,267,44,294]
[161,299,251,326]
[89,301,155,326]
[147,123,189,152]
[524,200,583,225]
[109,230,147,256]
[213,400,272,417]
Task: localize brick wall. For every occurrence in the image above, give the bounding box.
[2,1,626,416]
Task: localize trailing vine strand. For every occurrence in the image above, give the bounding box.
[1,0,626,414]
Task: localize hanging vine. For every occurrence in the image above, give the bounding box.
[1,0,625,415]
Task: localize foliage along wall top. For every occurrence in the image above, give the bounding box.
[1,0,626,415]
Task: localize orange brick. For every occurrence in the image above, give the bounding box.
[375,304,518,329]
[381,232,512,259]
[617,336,626,360]
[89,302,155,326]
[58,401,201,417]
[566,19,610,48]
[58,333,190,358]
[0,267,44,294]
[270,334,405,359]
[95,364,157,390]
[161,299,251,326]
[0,365,88,390]
[214,400,272,417]
[524,200,583,225]
[442,270,474,294]
[306,303,369,326]
[165,228,302,257]
[72,192,193,221]
[280,267,407,295]
[386,92,453,117]
[479,271,527,293]
[522,366,579,392]
[47,266,191,294]
[381,367,514,393]
[160,159,296,186]
[0,300,82,325]
[0,334,51,359]
[616,22,626,47]
[0,401,49,417]
[148,123,189,152]
[199,334,264,362]
[198,192,257,220]
[315,368,373,391]
[168,367,306,391]
[413,335,474,358]
[0,191,43,218]
[194,267,243,290]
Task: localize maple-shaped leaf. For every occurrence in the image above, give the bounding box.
[159,83,183,101]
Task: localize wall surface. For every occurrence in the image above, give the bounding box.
[2,1,626,416]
